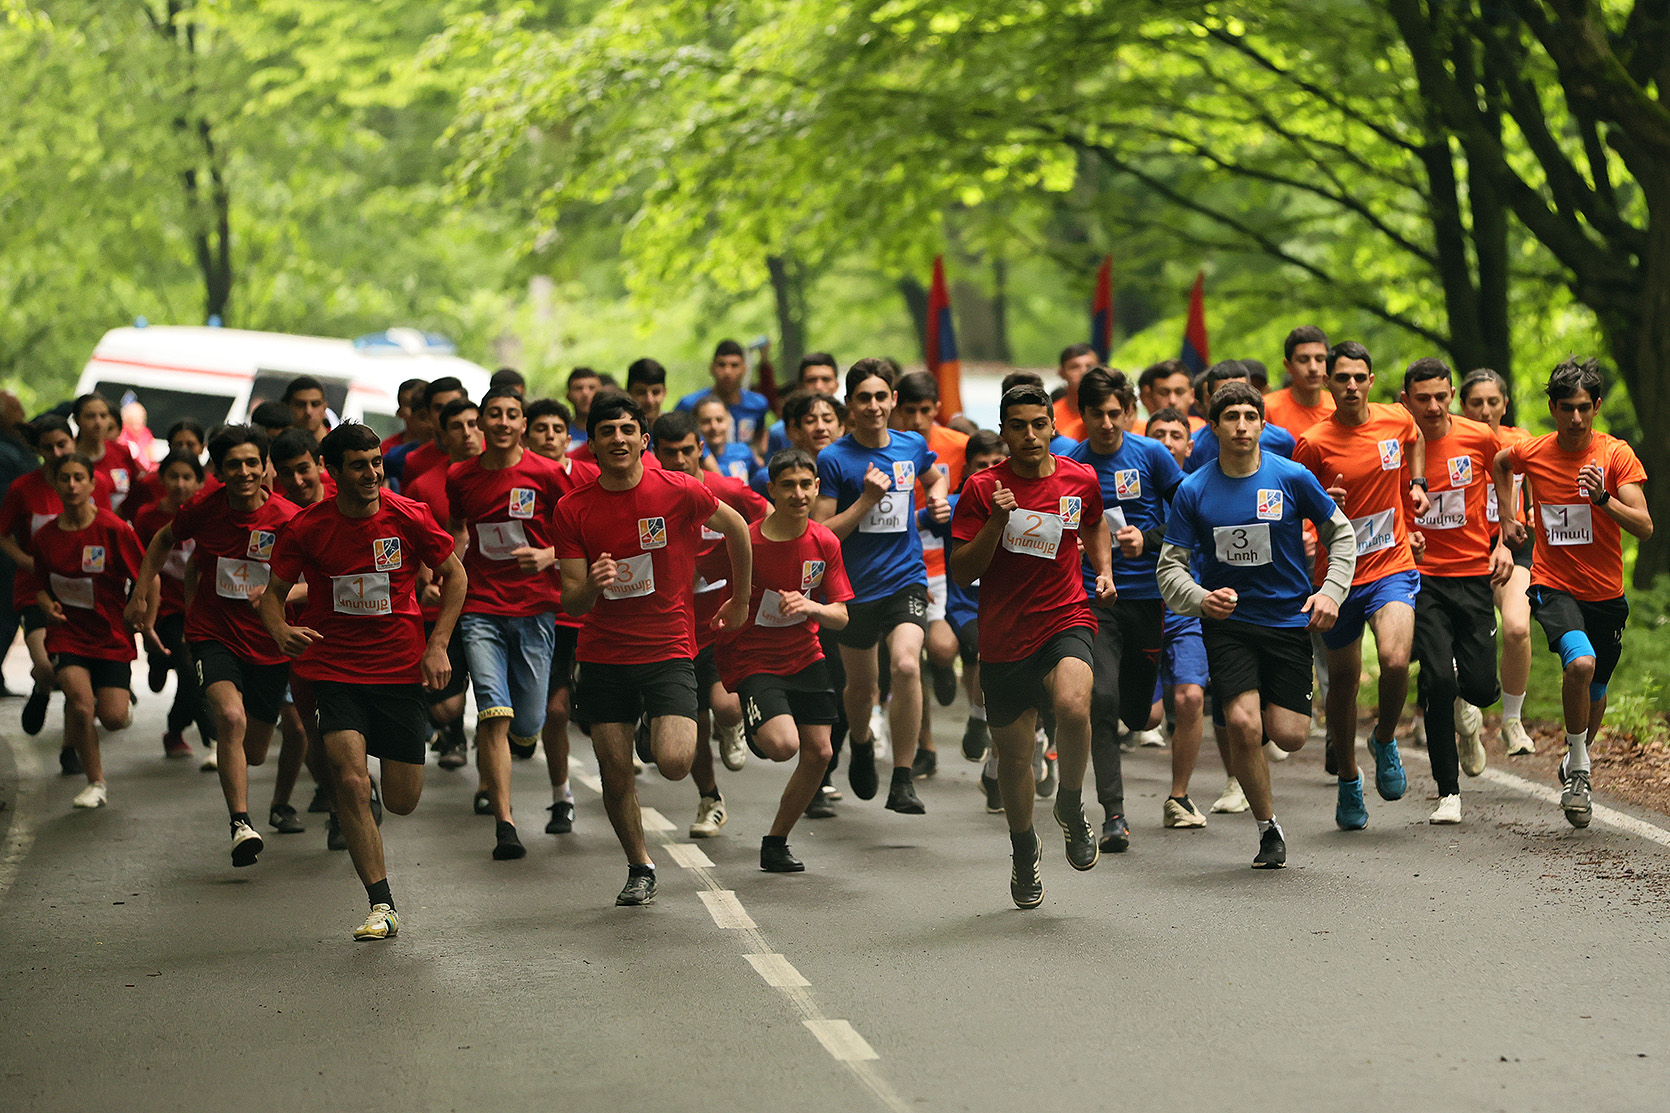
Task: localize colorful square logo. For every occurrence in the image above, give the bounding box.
[1447,456,1473,488]
[638,517,667,549]
[508,487,536,519]
[1256,489,1283,520]
[1058,496,1083,528]
[373,537,403,571]
[81,545,105,574]
[248,530,276,561]
[1378,439,1403,470]
[800,559,826,589]
[892,461,916,490]
[1114,469,1141,500]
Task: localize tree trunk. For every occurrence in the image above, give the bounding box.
[1621,198,1670,588]
[899,276,929,360]
[766,253,807,377]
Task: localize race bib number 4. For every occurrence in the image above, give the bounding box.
[859,493,908,534]
[216,556,269,600]
[1351,509,1398,556]
[1211,523,1272,567]
[332,573,392,616]
[755,589,806,628]
[1001,508,1065,560]
[604,553,655,599]
[1416,489,1465,530]
[50,573,96,610]
[1541,503,1594,546]
[475,521,528,561]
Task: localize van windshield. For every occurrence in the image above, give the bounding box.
[88,380,236,442]
[249,371,348,419]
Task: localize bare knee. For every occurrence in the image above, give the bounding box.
[1565,656,1597,685]
[892,653,921,683]
[64,691,95,725]
[333,764,371,804]
[1175,687,1204,716]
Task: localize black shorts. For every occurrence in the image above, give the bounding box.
[980,626,1095,729]
[547,624,578,699]
[575,658,699,725]
[50,652,131,691]
[1091,598,1165,734]
[1200,619,1313,717]
[1512,538,1534,570]
[191,640,289,726]
[837,583,928,650]
[420,621,469,705]
[738,660,840,749]
[951,616,979,669]
[313,680,430,765]
[694,645,724,713]
[1528,587,1628,687]
[20,604,48,635]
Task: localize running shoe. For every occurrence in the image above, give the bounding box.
[911,748,937,779]
[1253,824,1287,869]
[1502,716,1535,756]
[200,745,218,772]
[960,717,990,762]
[326,812,347,851]
[885,777,926,814]
[1133,728,1166,748]
[804,792,836,819]
[1034,737,1057,799]
[1561,770,1593,828]
[147,654,168,694]
[822,778,843,802]
[616,871,656,906]
[1336,774,1369,830]
[508,733,537,760]
[1263,739,1289,763]
[1369,736,1407,800]
[1429,795,1462,825]
[72,781,107,808]
[1163,795,1207,829]
[473,789,492,816]
[436,732,468,771]
[847,741,879,801]
[353,904,399,941]
[1054,802,1100,871]
[690,794,727,837]
[492,822,526,860]
[718,720,747,771]
[369,778,383,825]
[1099,814,1130,853]
[269,804,305,834]
[59,746,83,776]
[1211,777,1249,814]
[545,801,574,834]
[1010,836,1044,909]
[22,688,48,736]
[981,772,1004,814]
[1457,698,1486,776]
[1558,750,1571,785]
[162,731,193,759]
[230,819,264,867]
[930,661,958,708]
[634,715,653,764]
[761,840,805,873]
[308,785,331,813]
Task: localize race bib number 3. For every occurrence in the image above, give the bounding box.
[1211,523,1272,567]
[755,589,806,628]
[1001,508,1065,560]
[859,493,908,534]
[1351,509,1398,556]
[476,521,529,561]
[604,553,655,599]
[216,556,269,600]
[1417,489,1466,530]
[332,573,392,616]
[1541,502,1594,546]
[50,573,96,610]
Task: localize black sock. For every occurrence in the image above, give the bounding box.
[230,811,251,827]
[495,819,518,840]
[890,766,911,787]
[1056,787,1081,815]
[1010,827,1038,856]
[629,862,655,878]
[762,834,787,847]
[366,878,393,910]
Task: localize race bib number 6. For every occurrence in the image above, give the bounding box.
[1001,508,1064,559]
[859,493,908,534]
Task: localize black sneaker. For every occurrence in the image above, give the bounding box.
[1099,814,1131,854]
[545,801,574,835]
[848,742,879,801]
[930,661,958,707]
[761,840,805,873]
[23,688,49,736]
[1054,802,1100,871]
[509,735,536,760]
[1010,838,1044,909]
[804,793,836,819]
[616,870,656,906]
[326,812,347,851]
[885,777,926,814]
[473,789,492,816]
[1253,824,1287,869]
[492,821,526,860]
[147,654,169,694]
[368,779,383,826]
[268,804,305,834]
[307,786,332,814]
[1324,742,1339,777]
[436,729,468,771]
[59,745,83,776]
[961,717,989,762]
[634,715,653,765]
[911,748,938,780]
[981,772,1004,813]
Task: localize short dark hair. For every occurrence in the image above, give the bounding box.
[208,424,271,467]
[999,384,1053,424]
[423,377,466,410]
[1459,367,1508,404]
[1077,367,1136,415]
[964,429,1005,468]
[1000,370,1046,395]
[798,353,838,380]
[1402,357,1452,394]
[489,368,526,393]
[713,339,746,361]
[397,378,430,406]
[1209,382,1265,424]
[71,392,110,425]
[1241,358,1269,388]
[50,451,97,482]
[626,358,667,388]
[1327,341,1373,373]
[1205,360,1249,393]
[845,357,896,398]
[784,390,842,427]
[166,418,205,445]
[270,428,321,466]
[1145,406,1190,433]
[525,398,572,427]
[250,402,293,434]
[1546,357,1604,402]
[479,386,525,415]
[1283,325,1329,360]
[1059,342,1097,365]
[652,410,700,444]
[24,413,72,450]
[588,393,648,440]
[896,371,940,405]
[283,375,326,403]
[320,421,382,471]
[567,366,602,388]
[158,448,205,481]
[1138,359,1188,391]
[767,447,818,482]
[437,397,479,430]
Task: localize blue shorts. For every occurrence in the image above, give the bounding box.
[1322,569,1420,651]
[460,612,557,742]
[1160,610,1210,690]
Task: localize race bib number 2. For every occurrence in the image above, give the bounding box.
[1001,509,1064,560]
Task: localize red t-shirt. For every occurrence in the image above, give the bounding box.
[171,486,299,664]
[716,519,852,690]
[1507,431,1647,602]
[120,469,166,522]
[269,492,457,684]
[552,467,720,665]
[547,454,602,630]
[568,440,663,469]
[446,451,567,617]
[33,508,144,661]
[133,500,195,617]
[0,469,114,608]
[951,457,1104,663]
[1293,403,1419,586]
[695,471,770,650]
[1264,388,1337,438]
[1415,415,1499,579]
[90,440,140,511]
[400,441,449,486]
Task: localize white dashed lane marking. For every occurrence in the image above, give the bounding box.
[803,1019,881,1062]
[698,889,757,929]
[744,953,811,988]
[639,807,676,833]
[662,842,715,869]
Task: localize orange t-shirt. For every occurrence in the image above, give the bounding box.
[1487,424,1531,533]
[1053,397,1086,442]
[916,424,968,583]
[1264,388,1336,438]
[1413,415,1499,578]
[1506,431,1647,602]
[1293,403,1419,586]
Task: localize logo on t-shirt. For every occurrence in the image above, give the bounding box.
[800,560,826,589]
[373,537,403,571]
[1447,456,1473,488]
[508,487,536,519]
[1378,439,1403,470]
[1114,469,1141,500]
[891,461,915,490]
[638,517,667,549]
[1256,489,1283,520]
[81,545,106,574]
[248,530,276,561]
[111,468,131,494]
[1058,496,1083,528]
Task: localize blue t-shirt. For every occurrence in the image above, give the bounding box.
[817,430,936,603]
[1184,422,1295,473]
[676,388,772,445]
[765,420,791,458]
[707,441,755,481]
[1163,454,1336,628]
[1064,433,1185,600]
[748,462,771,496]
[921,494,977,630]
[1049,433,1079,454]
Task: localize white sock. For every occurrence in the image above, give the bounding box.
[1257,816,1279,834]
[1503,692,1525,719]
[1565,732,1590,772]
[554,781,573,804]
[969,704,986,722]
[983,751,1000,778]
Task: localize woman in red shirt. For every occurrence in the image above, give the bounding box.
[73,392,140,513]
[133,450,213,759]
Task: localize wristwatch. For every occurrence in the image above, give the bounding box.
[1409,477,1429,491]
[1592,489,1612,507]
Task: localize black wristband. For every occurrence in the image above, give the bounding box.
[1409,477,1429,491]
[1592,489,1611,507]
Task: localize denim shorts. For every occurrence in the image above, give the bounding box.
[460,612,557,742]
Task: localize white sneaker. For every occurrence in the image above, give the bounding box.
[72,781,108,808]
[353,903,399,941]
[1162,795,1207,829]
[1429,794,1462,825]
[1211,777,1249,814]
[199,745,218,772]
[230,819,264,867]
[1502,716,1535,755]
[1263,739,1290,763]
[1410,715,1427,748]
[1134,728,1166,748]
[1456,698,1486,776]
[689,794,727,838]
[717,719,747,771]
[869,706,892,763]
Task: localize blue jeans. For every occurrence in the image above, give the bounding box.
[460,612,556,742]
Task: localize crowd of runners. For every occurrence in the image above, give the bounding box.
[0,327,1652,934]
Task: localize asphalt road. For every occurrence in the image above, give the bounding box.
[4,656,1670,1113]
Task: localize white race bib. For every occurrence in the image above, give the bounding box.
[332,573,392,616]
[475,521,528,561]
[1103,506,1128,533]
[756,588,806,628]
[604,553,655,599]
[28,512,54,538]
[50,573,96,610]
[1417,489,1466,530]
[1541,503,1594,546]
[858,492,908,534]
[694,573,728,596]
[215,557,268,600]
[163,540,194,581]
[1001,508,1065,560]
[1211,523,1272,567]
[1351,509,1398,556]
[1485,482,1499,524]
[701,524,724,542]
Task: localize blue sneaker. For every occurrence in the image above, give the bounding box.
[1370,736,1407,800]
[1336,775,1368,830]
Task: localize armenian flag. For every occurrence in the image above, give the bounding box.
[925,255,963,422]
[1090,255,1114,362]
[1179,270,1208,374]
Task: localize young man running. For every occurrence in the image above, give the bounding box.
[1185,361,1297,473]
[1052,343,1098,441]
[1293,341,1429,830]
[565,367,603,449]
[951,383,1114,908]
[1263,326,1335,436]
[1159,383,1357,867]
[1401,358,1505,823]
[765,354,841,456]
[1494,358,1652,827]
[392,377,467,489]
[676,339,772,451]
[262,422,466,940]
[814,358,949,814]
[284,376,333,439]
[717,448,853,871]
[554,394,751,906]
[625,358,668,423]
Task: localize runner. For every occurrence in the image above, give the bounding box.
[1159,382,1357,867]
[1264,326,1335,436]
[131,450,213,760]
[1401,358,1505,823]
[1460,368,1537,756]
[814,358,948,814]
[121,419,209,523]
[1134,360,1203,436]
[1494,358,1652,828]
[716,448,853,870]
[751,390,842,495]
[950,383,1112,908]
[72,392,140,511]
[676,339,772,453]
[765,354,840,456]
[554,393,752,906]
[564,366,604,450]
[379,378,431,458]
[1052,344,1098,441]
[625,358,668,424]
[261,422,466,940]
[1185,362,1297,472]
[1293,341,1430,830]
[29,453,144,808]
[284,376,332,438]
[127,425,300,867]
[1064,369,1187,848]
[391,377,467,489]
[694,395,756,480]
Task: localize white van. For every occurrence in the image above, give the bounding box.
[74,325,493,451]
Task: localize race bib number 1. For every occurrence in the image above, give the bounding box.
[1541,503,1594,546]
[332,573,392,616]
[476,521,529,561]
[1001,509,1064,559]
[1350,509,1398,556]
[1211,524,1272,567]
[1417,489,1465,530]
